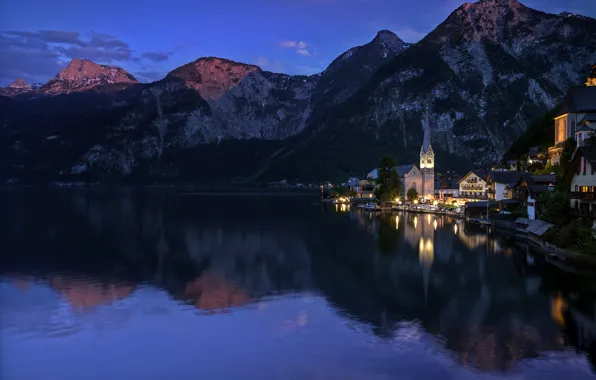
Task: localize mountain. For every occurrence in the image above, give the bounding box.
[0,78,37,97]
[268,0,596,179]
[1,0,596,184]
[39,58,138,95]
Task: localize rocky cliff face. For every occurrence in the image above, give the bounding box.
[1,0,596,184]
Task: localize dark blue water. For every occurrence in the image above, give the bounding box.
[1,189,595,379]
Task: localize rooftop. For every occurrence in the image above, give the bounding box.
[556,87,596,117]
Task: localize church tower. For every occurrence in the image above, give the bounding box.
[419,108,435,200]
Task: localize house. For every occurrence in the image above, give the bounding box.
[548,87,596,165]
[562,146,596,228]
[487,171,530,201]
[357,179,375,198]
[458,170,489,200]
[512,174,556,220]
[435,177,460,200]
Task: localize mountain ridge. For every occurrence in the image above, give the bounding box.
[1,1,595,184]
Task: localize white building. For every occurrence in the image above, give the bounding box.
[564,146,596,229]
[458,170,489,199]
[487,171,530,201]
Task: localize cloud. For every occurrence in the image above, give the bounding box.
[141,52,170,62]
[0,30,174,85]
[280,40,298,48]
[280,40,312,57]
[296,49,311,56]
[254,56,284,73]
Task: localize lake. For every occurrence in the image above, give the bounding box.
[1,189,595,380]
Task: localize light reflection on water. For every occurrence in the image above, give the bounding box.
[0,189,595,380]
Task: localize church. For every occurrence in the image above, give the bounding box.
[367,109,435,200]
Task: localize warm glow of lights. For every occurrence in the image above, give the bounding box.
[341,204,347,212]
[427,214,431,225]
[414,216,418,229]
[335,204,338,212]
[433,219,438,230]
[395,197,399,203]
[433,200,438,206]
[551,293,567,327]
[418,237,434,266]
[395,215,399,230]
[369,194,373,198]
[454,224,458,234]
[414,199,419,204]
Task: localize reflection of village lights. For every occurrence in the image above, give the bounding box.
[454,224,458,234]
[395,215,399,230]
[433,219,438,230]
[427,214,431,225]
[418,237,434,266]
[335,204,338,212]
[551,293,567,327]
[414,216,418,229]
[341,204,347,212]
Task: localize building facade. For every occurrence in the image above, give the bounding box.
[565,146,596,228]
[548,87,596,165]
[458,170,489,199]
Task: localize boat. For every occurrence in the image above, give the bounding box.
[362,202,378,211]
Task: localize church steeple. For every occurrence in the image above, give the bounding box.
[419,105,435,199]
[421,106,432,154]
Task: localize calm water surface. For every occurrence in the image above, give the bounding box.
[1,189,595,380]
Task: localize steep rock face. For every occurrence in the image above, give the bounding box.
[0,78,38,97]
[262,0,596,181]
[40,59,138,95]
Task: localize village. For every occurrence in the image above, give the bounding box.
[319,78,596,269]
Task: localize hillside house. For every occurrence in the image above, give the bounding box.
[563,146,596,229]
[549,87,596,165]
[487,171,530,201]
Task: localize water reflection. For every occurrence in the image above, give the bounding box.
[1,189,595,379]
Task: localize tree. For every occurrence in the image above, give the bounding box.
[407,187,419,202]
[555,138,576,182]
[538,190,571,227]
[374,155,402,201]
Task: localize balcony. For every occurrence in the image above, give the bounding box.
[570,191,596,200]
